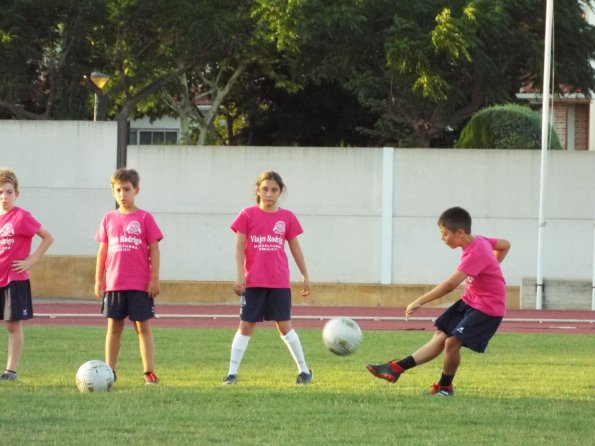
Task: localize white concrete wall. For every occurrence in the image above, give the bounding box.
[0,121,116,255]
[1,121,594,287]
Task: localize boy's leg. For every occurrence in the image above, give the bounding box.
[105,318,125,371]
[411,330,449,365]
[135,319,155,373]
[5,320,24,373]
[429,335,464,396]
[366,331,448,383]
[442,335,464,376]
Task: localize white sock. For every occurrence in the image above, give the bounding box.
[227,331,251,375]
[282,329,310,374]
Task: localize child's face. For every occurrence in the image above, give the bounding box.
[0,182,18,213]
[112,180,139,210]
[257,179,282,210]
[438,225,466,249]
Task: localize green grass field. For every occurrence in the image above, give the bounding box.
[0,326,593,445]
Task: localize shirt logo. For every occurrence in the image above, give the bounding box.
[273,221,286,235]
[0,223,15,237]
[126,221,142,235]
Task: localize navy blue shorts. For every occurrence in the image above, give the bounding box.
[101,290,155,322]
[434,299,502,353]
[0,280,33,321]
[240,287,291,322]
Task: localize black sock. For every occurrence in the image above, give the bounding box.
[396,356,417,371]
[438,373,454,387]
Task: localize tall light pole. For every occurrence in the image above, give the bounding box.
[87,71,110,121]
[535,0,554,310]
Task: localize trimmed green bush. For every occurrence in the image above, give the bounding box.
[456,103,562,149]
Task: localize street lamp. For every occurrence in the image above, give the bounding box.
[86,71,110,121]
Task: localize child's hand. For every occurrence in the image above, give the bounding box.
[147,278,160,298]
[300,277,310,297]
[233,281,245,296]
[11,257,36,273]
[94,282,105,299]
[405,300,421,319]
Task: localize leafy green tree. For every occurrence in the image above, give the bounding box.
[114,0,267,145]
[0,0,107,119]
[235,78,377,146]
[3,0,595,150]
[0,0,276,147]
[254,0,595,147]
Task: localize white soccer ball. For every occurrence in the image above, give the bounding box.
[322,317,363,356]
[76,360,114,393]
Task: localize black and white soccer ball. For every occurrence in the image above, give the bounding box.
[76,360,114,393]
[322,317,363,356]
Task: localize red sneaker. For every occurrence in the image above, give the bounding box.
[365,360,404,383]
[144,371,160,385]
[430,383,454,396]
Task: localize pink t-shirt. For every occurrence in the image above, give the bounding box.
[95,209,163,292]
[458,235,507,317]
[0,207,41,287]
[231,206,303,288]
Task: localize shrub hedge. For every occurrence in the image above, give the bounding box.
[456,103,562,150]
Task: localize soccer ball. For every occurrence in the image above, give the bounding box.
[75,360,114,393]
[322,317,363,356]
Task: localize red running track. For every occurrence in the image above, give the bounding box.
[30,301,595,335]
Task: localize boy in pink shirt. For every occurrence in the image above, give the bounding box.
[367,207,511,396]
[95,168,163,385]
[0,169,54,381]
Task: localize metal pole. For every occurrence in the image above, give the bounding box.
[93,93,99,122]
[536,0,554,310]
[116,119,129,169]
[592,223,595,311]
[380,147,394,284]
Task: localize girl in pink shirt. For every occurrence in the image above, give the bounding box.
[367,207,510,396]
[223,171,312,385]
[0,169,54,381]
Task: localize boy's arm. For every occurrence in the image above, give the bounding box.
[405,270,467,318]
[147,241,160,298]
[493,238,511,263]
[94,242,108,298]
[10,226,54,273]
[233,232,246,296]
[288,237,310,297]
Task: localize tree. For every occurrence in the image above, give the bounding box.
[3,0,595,149]
[0,0,107,119]
[235,78,377,147]
[254,0,595,147]
[0,0,276,147]
[118,0,271,145]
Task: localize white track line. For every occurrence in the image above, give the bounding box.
[34,313,595,324]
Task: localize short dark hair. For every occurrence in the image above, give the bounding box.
[0,168,19,194]
[438,207,472,234]
[111,168,140,188]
